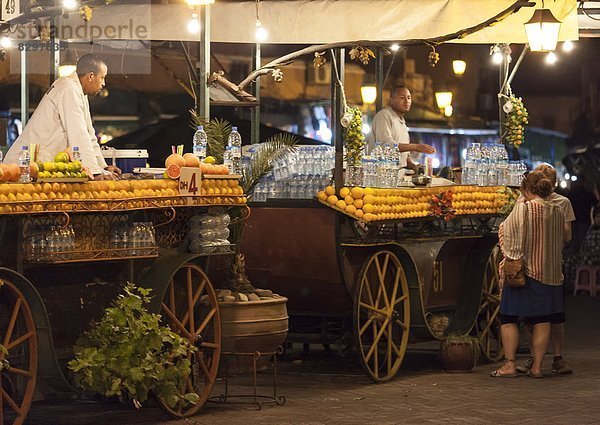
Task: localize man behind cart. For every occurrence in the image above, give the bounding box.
[365,85,436,171]
[4,54,120,180]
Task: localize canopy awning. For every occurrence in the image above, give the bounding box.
[12,1,579,45]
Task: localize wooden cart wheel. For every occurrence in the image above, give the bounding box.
[156,263,221,418]
[475,246,503,362]
[354,250,410,383]
[0,279,37,425]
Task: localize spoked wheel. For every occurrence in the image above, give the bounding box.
[156,263,221,418]
[475,246,503,362]
[0,279,37,425]
[354,250,410,383]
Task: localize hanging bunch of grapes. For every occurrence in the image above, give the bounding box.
[343,108,365,166]
[504,96,528,147]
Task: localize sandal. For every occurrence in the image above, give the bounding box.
[490,369,519,378]
[527,370,543,379]
[490,359,518,378]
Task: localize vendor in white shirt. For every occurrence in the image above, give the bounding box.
[4,54,121,180]
[366,85,436,170]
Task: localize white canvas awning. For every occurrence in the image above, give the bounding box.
[13,0,578,45]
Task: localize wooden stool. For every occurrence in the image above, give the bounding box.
[573,265,600,297]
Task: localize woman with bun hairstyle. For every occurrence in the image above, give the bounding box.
[491,171,568,378]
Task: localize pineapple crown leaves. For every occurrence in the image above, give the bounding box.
[241,133,297,195]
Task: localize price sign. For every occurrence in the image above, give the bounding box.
[178,167,202,196]
[1,0,20,22]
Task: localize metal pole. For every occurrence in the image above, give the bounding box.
[498,44,509,144]
[331,48,345,188]
[21,49,29,127]
[50,18,59,84]
[375,48,384,112]
[251,43,261,145]
[197,5,210,120]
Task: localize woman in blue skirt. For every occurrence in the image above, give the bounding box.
[491,171,568,378]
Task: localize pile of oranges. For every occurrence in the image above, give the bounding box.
[0,178,246,214]
[317,185,506,222]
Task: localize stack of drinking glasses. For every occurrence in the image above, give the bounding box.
[23,224,77,261]
[109,222,155,256]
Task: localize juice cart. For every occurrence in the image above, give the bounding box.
[240,184,506,382]
[0,177,247,423]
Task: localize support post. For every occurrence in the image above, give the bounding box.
[375,48,384,112]
[50,18,59,85]
[196,5,210,120]
[251,43,261,145]
[498,43,509,145]
[331,48,345,189]
[21,49,29,127]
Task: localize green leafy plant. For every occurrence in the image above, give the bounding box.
[68,283,199,409]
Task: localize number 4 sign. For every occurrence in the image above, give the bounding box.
[178,167,202,196]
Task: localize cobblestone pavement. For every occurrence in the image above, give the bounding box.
[21,295,600,425]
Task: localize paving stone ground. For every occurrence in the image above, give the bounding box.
[21,294,600,425]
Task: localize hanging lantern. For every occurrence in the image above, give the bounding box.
[524,8,561,52]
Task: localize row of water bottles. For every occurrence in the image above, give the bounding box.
[192,126,242,174]
[463,143,510,186]
[249,145,334,201]
[24,224,77,260]
[360,142,402,188]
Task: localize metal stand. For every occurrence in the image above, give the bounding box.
[209,348,286,410]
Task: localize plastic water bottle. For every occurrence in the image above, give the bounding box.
[228,127,242,174]
[192,125,207,161]
[18,146,31,183]
[372,142,385,187]
[223,145,233,170]
[496,143,509,186]
[72,146,82,162]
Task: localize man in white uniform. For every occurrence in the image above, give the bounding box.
[4,54,120,180]
[366,85,436,170]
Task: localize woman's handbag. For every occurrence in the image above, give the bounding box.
[504,204,528,288]
[504,258,526,288]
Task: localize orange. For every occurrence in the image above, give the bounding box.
[183,153,200,168]
[324,186,335,196]
[166,164,181,179]
[339,187,350,198]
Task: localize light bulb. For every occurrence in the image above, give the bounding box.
[390,44,400,52]
[187,13,201,33]
[255,21,268,42]
[0,36,12,48]
[562,40,574,52]
[444,105,453,117]
[545,51,557,64]
[62,0,78,10]
[492,51,503,65]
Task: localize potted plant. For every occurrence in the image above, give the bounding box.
[440,333,480,373]
[190,112,297,374]
[68,283,198,409]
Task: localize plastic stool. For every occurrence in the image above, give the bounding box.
[573,265,600,297]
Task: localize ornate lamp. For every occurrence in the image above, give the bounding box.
[524,6,561,52]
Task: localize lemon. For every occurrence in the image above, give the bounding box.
[54,152,69,163]
[203,156,216,164]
